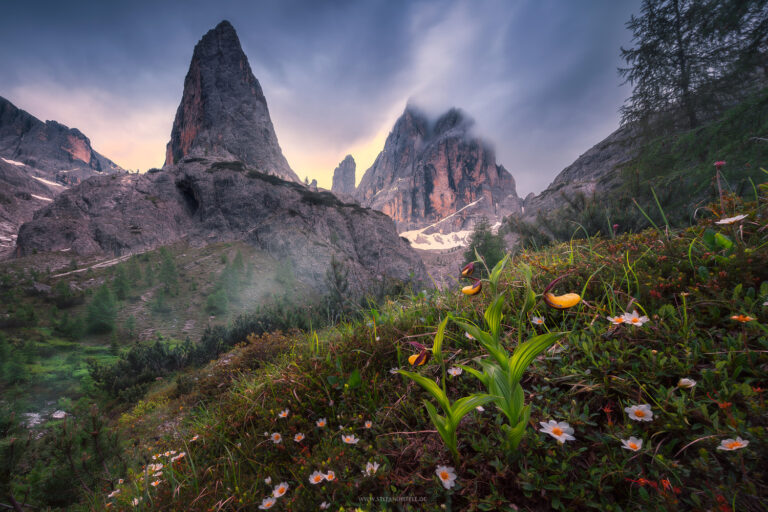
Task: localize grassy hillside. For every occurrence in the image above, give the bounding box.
[509,88,768,247]
[58,184,768,511]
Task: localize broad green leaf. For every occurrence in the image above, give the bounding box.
[449,394,495,429]
[509,332,562,383]
[714,232,733,251]
[484,293,506,340]
[345,369,362,389]
[521,288,536,317]
[489,254,510,291]
[455,320,508,366]
[457,364,489,387]
[398,370,450,414]
[510,383,524,422]
[432,316,449,365]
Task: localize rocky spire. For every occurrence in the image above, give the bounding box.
[164,20,299,183]
[331,154,356,196]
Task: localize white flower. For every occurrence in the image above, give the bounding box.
[476,406,485,412]
[678,378,696,389]
[278,409,289,419]
[132,497,141,506]
[621,436,643,452]
[625,404,653,422]
[320,502,331,510]
[324,470,336,482]
[763,300,768,306]
[316,418,327,428]
[190,434,200,442]
[272,482,289,498]
[465,332,474,340]
[342,434,359,444]
[607,315,625,325]
[364,461,380,476]
[622,310,649,326]
[364,420,372,429]
[435,465,457,489]
[270,432,282,444]
[717,437,749,451]
[264,476,272,485]
[107,489,120,499]
[150,479,162,487]
[389,367,399,374]
[258,497,277,509]
[539,420,576,443]
[309,471,325,485]
[118,479,124,485]
[447,367,463,377]
[715,214,747,225]
[171,452,186,462]
[531,316,545,325]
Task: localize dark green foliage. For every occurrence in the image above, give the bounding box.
[205,289,229,315]
[150,290,171,315]
[325,255,351,322]
[112,264,129,300]
[53,311,86,339]
[158,247,178,294]
[86,285,117,334]
[124,315,136,338]
[126,256,142,286]
[464,217,506,270]
[50,280,84,308]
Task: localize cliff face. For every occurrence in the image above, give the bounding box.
[355,106,521,233]
[163,20,300,183]
[331,155,356,197]
[0,96,123,185]
[16,159,427,294]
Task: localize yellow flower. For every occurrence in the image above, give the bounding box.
[460,262,475,277]
[461,280,482,296]
[543,292,581,309]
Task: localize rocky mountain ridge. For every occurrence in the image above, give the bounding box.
[163,20,300,184]
[354,106,522,234]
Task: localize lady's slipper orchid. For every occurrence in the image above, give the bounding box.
[460,262,475,277]
[461,279,482,296]
[407,341,430,366]
[543,292,581,309]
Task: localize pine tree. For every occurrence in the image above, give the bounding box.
[463,218,506,271]
[86,285,118,334]
[113,265,129,300]
[158,248,178,295]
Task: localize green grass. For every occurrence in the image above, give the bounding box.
[95,187,768,511]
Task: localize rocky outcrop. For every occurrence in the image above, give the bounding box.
[521,125,640,218]
[163,20,300,184]
[355,106,521,233]
[331,155,356,197]
[17,158,428,294]
[0,96,123,185]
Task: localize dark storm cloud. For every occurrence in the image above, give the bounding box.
[0,0,640,193]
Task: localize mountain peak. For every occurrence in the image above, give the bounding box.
[164,21,299,182]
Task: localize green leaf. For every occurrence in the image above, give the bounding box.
[449,394,495,429]
[457,364,489,387]
[455,320,508,366]
[345,369,361,389]
[398,370,450,414]
[489,254,510,291]
[432,316,449,365]
[521,288,536,317]
[508,333,562,383]
[714,232,733,251]
[483,294,505,340]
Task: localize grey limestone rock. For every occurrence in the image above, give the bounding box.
[331,154,356,197]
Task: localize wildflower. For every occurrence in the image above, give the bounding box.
[539,420,576,443]
[607,315,625,325]
[435,465,457,489]
[325,470,336,482]
[147,463,163,472]
[150,480,162,487]
[465,332,474,340]
[475,405,485,412]
[364,461,380,476]
[107,489,120,499]
[316,418,327,428]
[678,378,696,389]
[171,452,186,462]
[447,367,463,377]
[625,404,653,422]
[190,434,199,442]
[715,214,747,225]
[118,479,123,485]
[278,409,289,418]
[460,262,475,277]
[622,310,649,326]
[342,434,359,444]
[309,471,325,484]
[730,314,754,323]
[714,160,726,170]
[408,348,430,366]
[258,497,277,509]
[461,280,482,296]
[265,477,272,485]
[153,471,163,477]
[272,482,289,498]
[621,436,643,452]
[270,432,282,444]
[132,498,141,506]
[294,433,305,442]
[531,316,545,325]
[320,502,331,510]
[389,367,399,374]
[543,292,581,309]
[763,300,768,307]
[717,437,749,451]
[364,420,372,429]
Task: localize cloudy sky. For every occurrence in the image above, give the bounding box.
[0,0,640,195]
